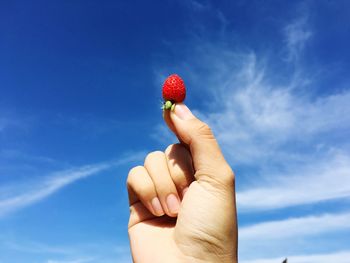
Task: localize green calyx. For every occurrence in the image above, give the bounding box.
[162,100,175,111]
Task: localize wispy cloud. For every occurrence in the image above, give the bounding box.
[0,111,34,135]
[200,52,350,165]
[1,239,131,263]
[239,212,350,260]
[241,251,350,263]
[188,0,210,11]
[0,152,143,218]
[0,149,59,165]
[3,240,73,255]
[240,212,350,241]
[237,152,350,211]
[284,16,312,62]
[0,163,110,217]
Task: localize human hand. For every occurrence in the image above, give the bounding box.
[127,103,238,263]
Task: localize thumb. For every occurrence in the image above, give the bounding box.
[166,103,234,188]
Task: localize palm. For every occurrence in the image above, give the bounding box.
[128,184,194,263]
[128,217,178,263]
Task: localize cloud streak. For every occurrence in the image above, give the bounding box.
[240,212,350,241]
[0,153,143,218]
[1,239,131,263]
[284,16,312,62]
[201,52,350,165]
[239,211,350,260]
[3,240,73,255]
[237,152,350,211]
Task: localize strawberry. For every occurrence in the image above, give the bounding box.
[162,74,186,110]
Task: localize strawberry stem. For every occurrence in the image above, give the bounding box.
[163,100,173,110]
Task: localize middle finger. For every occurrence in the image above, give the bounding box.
[144,151,181,217]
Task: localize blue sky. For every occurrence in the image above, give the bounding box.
[1,0,350,262]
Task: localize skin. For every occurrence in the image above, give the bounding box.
[127,103,238,263]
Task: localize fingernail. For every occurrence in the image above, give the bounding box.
[173,103,195,120]
[151,197,164,216]
[166,194,180,214]
[182,187,189,198]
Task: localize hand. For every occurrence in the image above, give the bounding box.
[127,103,238,263]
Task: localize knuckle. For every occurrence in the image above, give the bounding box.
[128,165,143,177]
[220,165,235,185]
[197,164,235,190]
[144,150,164,165]
[170,171,185,186]
[138,184,154,199]
[190,121,216,146]
[165,144,178,155]
[170,170,192,188]
[127,166,143,185]
[158,186,174,197]
[127,166,155,198]
[196,121,214,138]
[128,165,143,175]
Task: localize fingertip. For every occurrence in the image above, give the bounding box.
[166,193,181,217]
[170,103,195,121]
[151,197,165,216]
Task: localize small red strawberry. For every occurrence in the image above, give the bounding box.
[162,74,186,110]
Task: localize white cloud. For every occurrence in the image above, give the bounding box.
[188,0,210,11]
[240,212,350,241]
[237,152,350,211]
[0,149,58,165]
[0,163,109,217]
[199,52,350,165]
[241,251,350,263]
[0,152,143,218]
[0,112,33,135]
[239,212,350,260]
[3,240,73,255]
[1,237,131,263]
[284,16,312,61]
